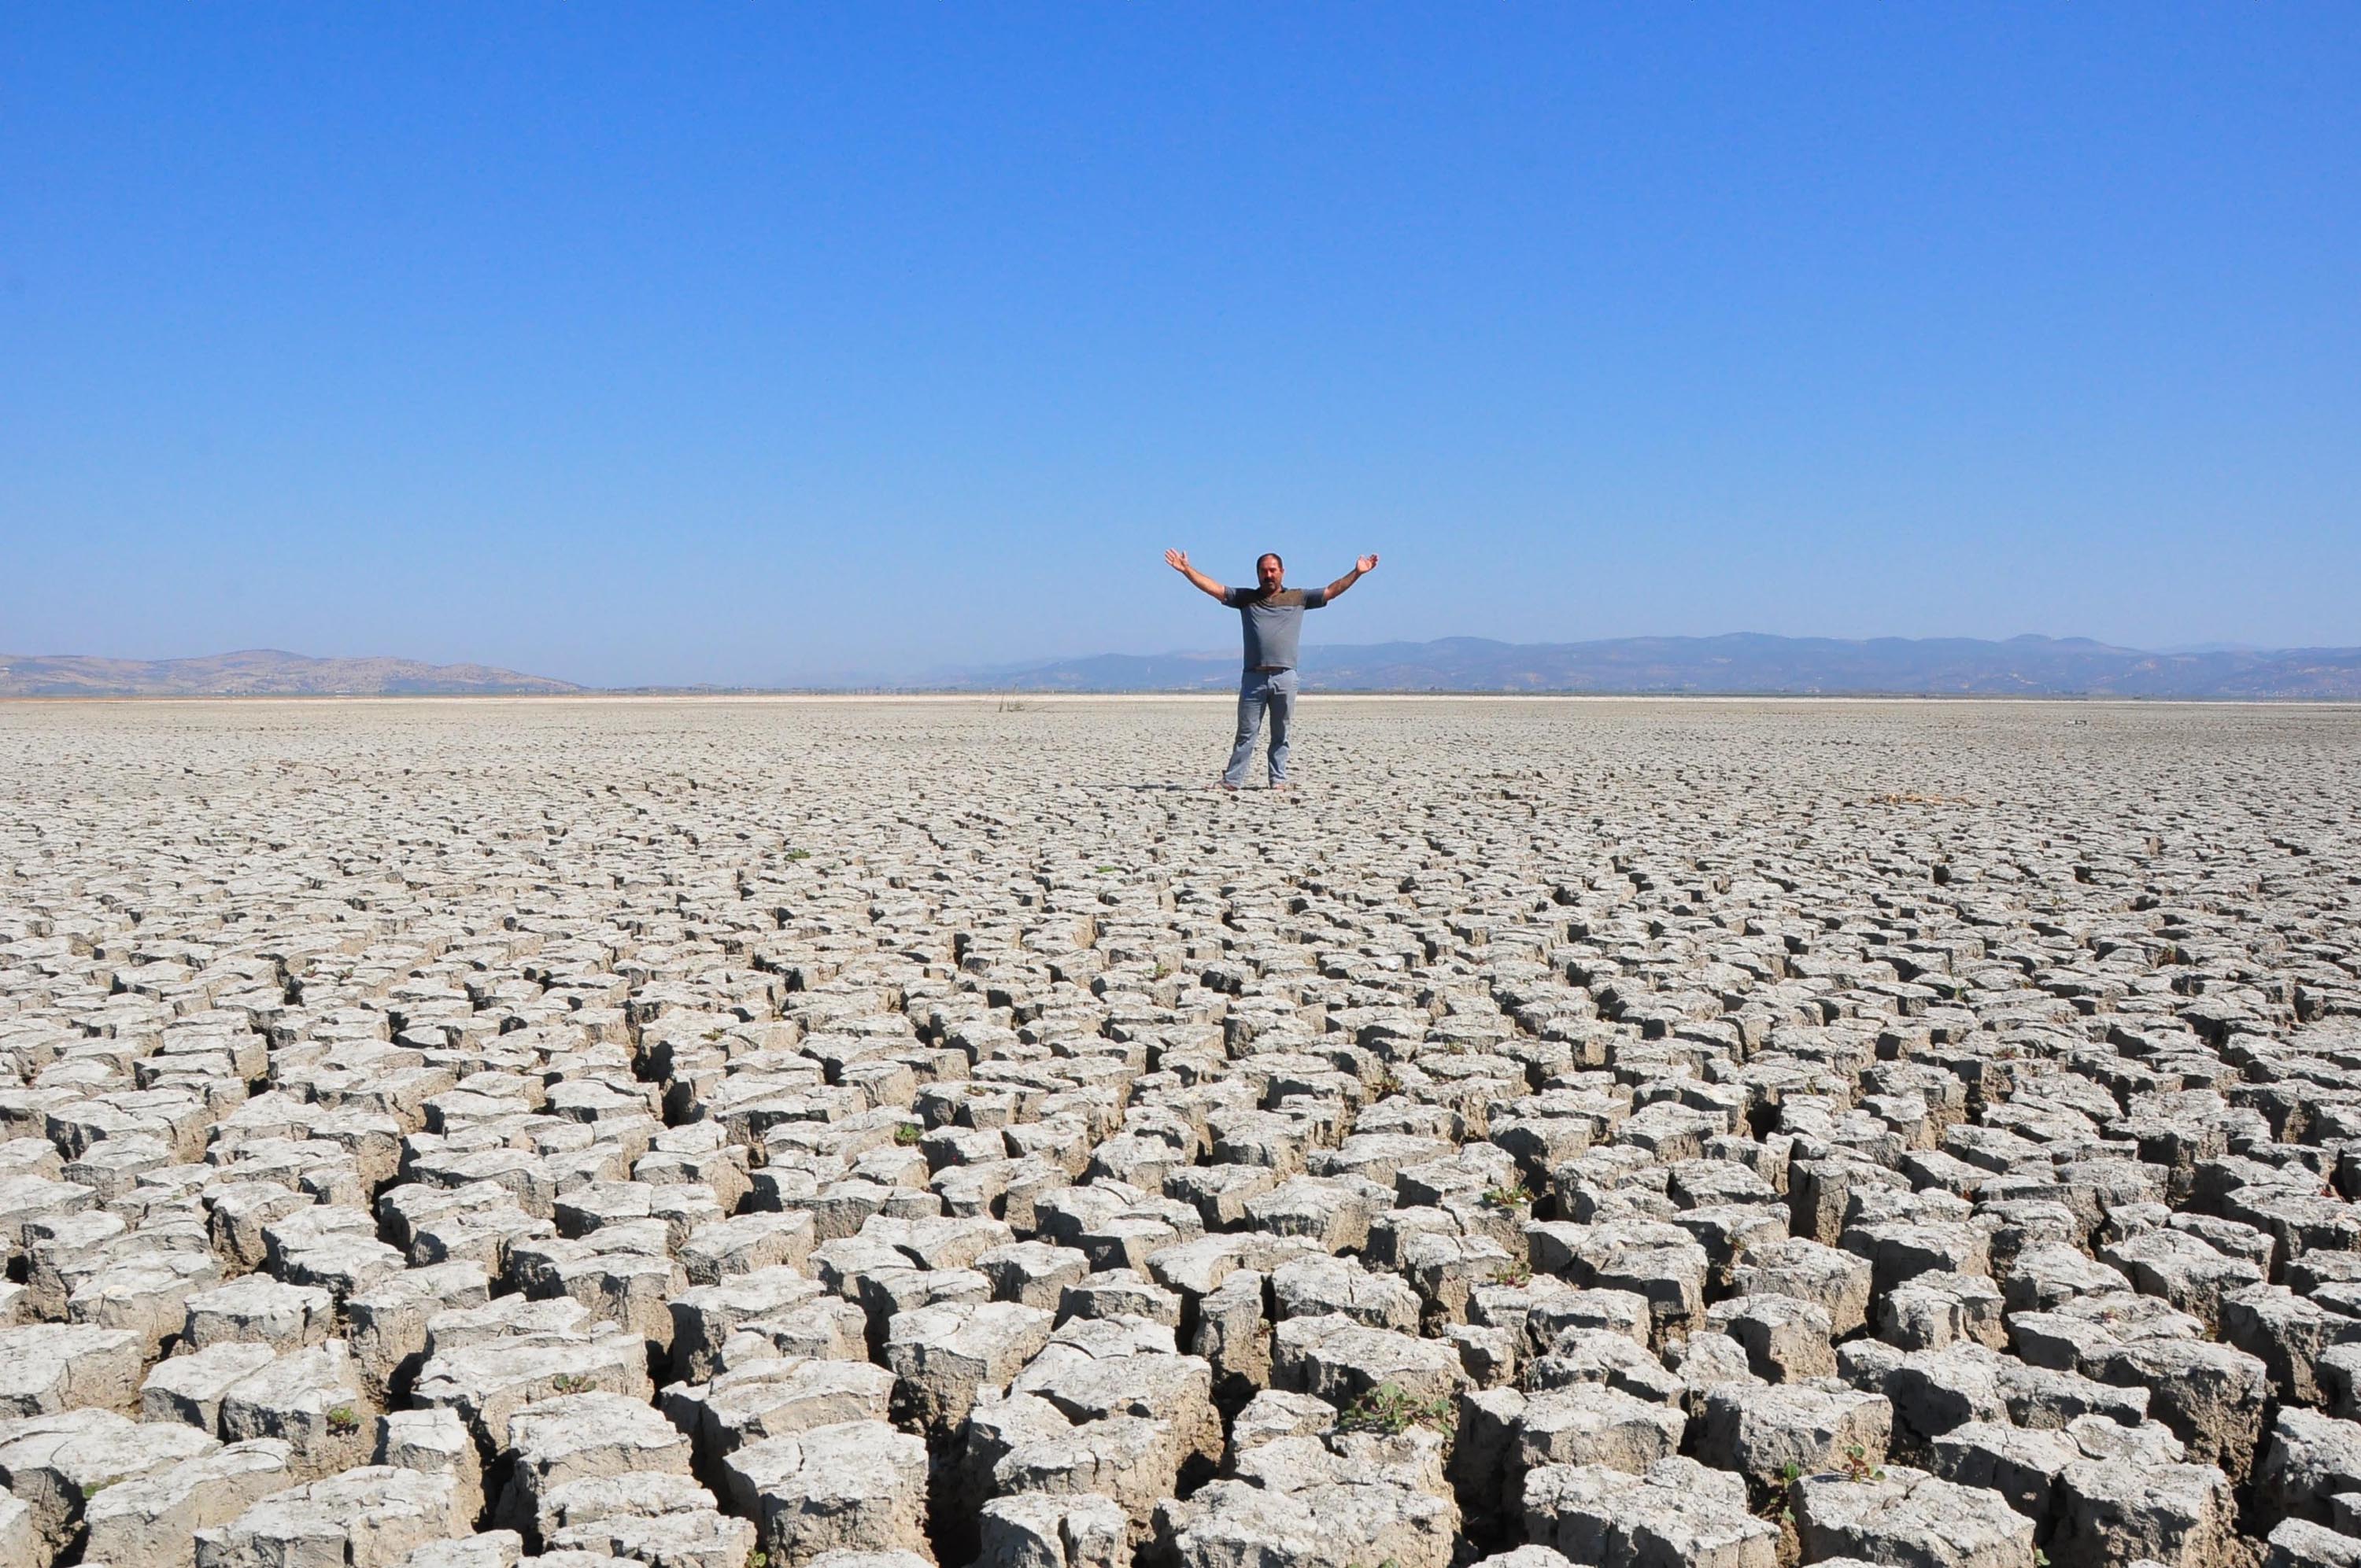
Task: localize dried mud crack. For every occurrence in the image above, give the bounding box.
[0,695,2357,1568]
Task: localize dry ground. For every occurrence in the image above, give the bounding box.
[1,696,2357,1568]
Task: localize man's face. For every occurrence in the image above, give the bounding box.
[1257,555,1284,591]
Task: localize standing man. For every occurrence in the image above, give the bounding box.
[1165,548,1380,791]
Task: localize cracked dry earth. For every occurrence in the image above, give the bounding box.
[2,699,2360,1568]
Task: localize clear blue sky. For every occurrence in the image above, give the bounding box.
[4,6,2355,686]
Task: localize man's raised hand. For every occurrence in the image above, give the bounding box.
[1321,554,1378,600]
[1169,550,1229,601]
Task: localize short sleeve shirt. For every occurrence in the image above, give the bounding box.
[1223,585,1328,670]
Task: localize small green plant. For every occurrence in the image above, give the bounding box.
[1336,1381,1455,1437]
[1759,1459,1802,1523]
[1152,961,1172,980]
[747,1550,770,1568]
[550,1373,592,1395]
[784,848,811,861]
[326,1404,360,1434]
[79,1479,113,1500]
[1499,1255,1534,1287]
[893,1122,925,1146]
[1095,865,1119,875]
[1841,1444,1886,1483]
[1481,1182,1534,1211]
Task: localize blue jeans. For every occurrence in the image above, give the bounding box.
[1223,668,1299,785]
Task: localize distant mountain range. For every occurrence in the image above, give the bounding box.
[949,634,2361,699]
[0,650,582,697]
[8,635,2359,698]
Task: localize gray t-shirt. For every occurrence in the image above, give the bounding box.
[1224,585,1328,670]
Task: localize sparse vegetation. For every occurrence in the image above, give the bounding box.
[550,1373,593,1395]
[784,848,811,861]
[1760,1459,1803,1523]
[1480,1182,1533,1210]
[1841,1444,1886,1483]
[1336,1381,1455,1437]
[893,1121,925,1146]
[326,1404,360,1434]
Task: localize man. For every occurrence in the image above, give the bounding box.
[1165,548,1380,790]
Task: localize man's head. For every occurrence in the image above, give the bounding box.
[1255,553,1284,592]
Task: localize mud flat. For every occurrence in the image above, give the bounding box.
[1,695,2358,1568]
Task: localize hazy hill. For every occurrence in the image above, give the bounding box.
[0,650,582,697]
[956,634,2361,699]
[12,636,2359,699]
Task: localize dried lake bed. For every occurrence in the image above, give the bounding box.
[1,695,2358,1568]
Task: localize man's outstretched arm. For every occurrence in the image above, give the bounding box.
[1166,549,1230,602]
[1322,553,1380,600]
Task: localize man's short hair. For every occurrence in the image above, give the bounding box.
[1257,552,1284,572]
